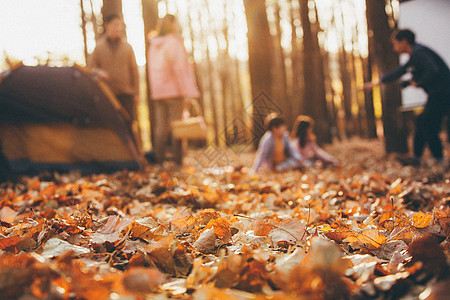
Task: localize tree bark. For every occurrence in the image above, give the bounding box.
[366,0,408,154]
[80,0,89,64]
[243,0,275,148]
[362,55,378,139]
[204,0,221,146]
[289,0,303,126]
[101,0,123,20]
[298,0,331,144]
[89,0,100,40]
[142,0,158,148]
[272,3,292,126]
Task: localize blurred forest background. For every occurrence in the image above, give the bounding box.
[1,0,410,154]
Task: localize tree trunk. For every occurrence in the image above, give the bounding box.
[298,0,331,144]
[221,1,233,144]
[289,0,303,125]
[366,0,408,154]
[142,0,158,148]
[89,0,101,40]
[101,0,123,20]
[204,0,221,146]
[323,51,340,141]
[230,3,248,141]
[272,3,292,126]
[80,0,88,64]
[362,55,378,139]
[339,49,354,138]
[243,0,276,148]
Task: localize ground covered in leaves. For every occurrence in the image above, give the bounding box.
[1,138,449,299]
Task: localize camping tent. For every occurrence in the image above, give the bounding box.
[0,64,145,175]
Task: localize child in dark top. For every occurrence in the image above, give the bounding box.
[252,113,300,172]
[290,115,339,167]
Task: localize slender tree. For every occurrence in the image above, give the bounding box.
[142,0,159,147]
[203,1,221,146]
[289,0,303,124]
[89,0,101,40]
[101,0,123,19]
[366,0,408,154]
[243,0,275,148]
[362,54,378,139]
[298,0,331,143]
[271,1,292,126]
[80,0,89,64]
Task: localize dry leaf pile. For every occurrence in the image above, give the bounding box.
[0,139,449,299]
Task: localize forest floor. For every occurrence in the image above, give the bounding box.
[0,137,449,299]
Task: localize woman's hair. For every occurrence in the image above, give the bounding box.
[264,113,285,131]
[152,14,177,37]
[291,115,315,148]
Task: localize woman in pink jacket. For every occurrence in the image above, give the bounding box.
[148,14,200,164]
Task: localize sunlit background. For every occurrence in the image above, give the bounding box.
[0,0,148,67]
[0,0,374,150]
[0,0,254,68]
[0,0,369,69]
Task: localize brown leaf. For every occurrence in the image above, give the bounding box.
[170,215,196,234]
[0,206,17,224]
[268,218,306,244]
[203,217,232,244]
[91,216,134,245]
[372,240,408,260]
[253,219,275,236]
[146,236,177,274]
[0,235,23,251]
[41,238,90,258]
[194,227,216,253]
[130,219,164,240]
[122,267,166,294]
[195,209,222,225]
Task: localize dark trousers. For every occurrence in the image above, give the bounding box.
[413,88,449,159]
[153,98,184,164]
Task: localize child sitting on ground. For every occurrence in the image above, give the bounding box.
[252,113,300,172]
[290,115,339,167]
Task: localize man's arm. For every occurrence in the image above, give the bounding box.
[363,64,408,90]
[380,65,408,84]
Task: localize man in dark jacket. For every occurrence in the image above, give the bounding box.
[365,29,450,166]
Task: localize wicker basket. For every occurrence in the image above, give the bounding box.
[171,100,207,140]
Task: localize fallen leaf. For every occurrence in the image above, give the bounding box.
[122,267,166,293]
[411,212,432,228]
[194,227,216,253]
[253,219,275,236]
[0,206,17,223]
[268,218,306,244]
[41,238,90,258]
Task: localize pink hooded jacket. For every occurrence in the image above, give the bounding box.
[148,34,200,100]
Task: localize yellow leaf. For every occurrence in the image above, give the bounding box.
[412,212,432,228]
